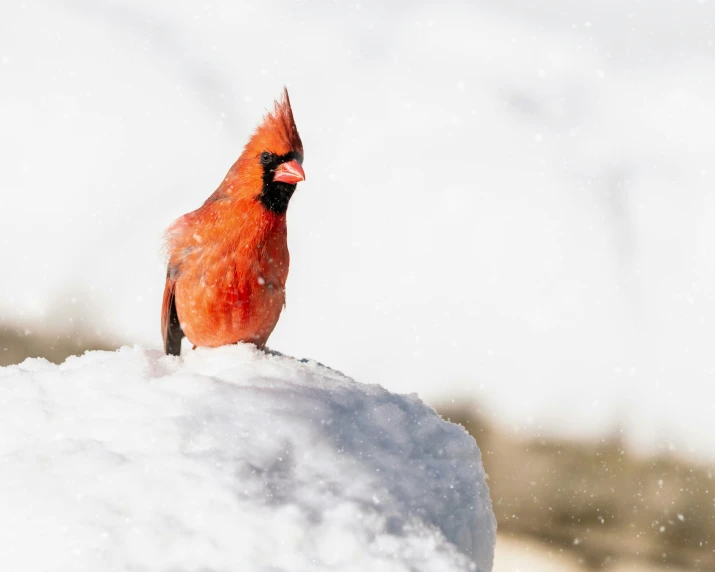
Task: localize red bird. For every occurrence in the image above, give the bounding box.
[161,88,305,356]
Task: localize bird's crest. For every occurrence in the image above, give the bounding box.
[246,87,303,157]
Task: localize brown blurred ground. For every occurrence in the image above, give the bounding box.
[440,403,715,571]
[0,321,117,367]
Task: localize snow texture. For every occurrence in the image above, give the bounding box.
[0,344,495,571]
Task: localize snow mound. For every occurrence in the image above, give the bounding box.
[0,345,495,571]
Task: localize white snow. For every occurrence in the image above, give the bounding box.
[0,344,496,572]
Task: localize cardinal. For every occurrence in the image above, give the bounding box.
[161,88,305,356]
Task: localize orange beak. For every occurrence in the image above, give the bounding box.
[273,159,305,184]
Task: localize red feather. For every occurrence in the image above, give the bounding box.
[161,88,304,354]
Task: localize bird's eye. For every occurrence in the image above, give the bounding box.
[259,152,272,165]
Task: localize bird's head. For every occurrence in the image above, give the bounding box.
[237,88,305,214]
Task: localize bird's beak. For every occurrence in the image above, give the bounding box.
[273,159,305,184]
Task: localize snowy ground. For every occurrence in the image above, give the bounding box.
[2,1,715,460]
[0,345,496,571]
[492,535,691,572]
[492,536,581,572]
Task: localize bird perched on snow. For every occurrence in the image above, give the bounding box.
[161,88,305,356]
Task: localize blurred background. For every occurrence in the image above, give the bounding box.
[2,0,715,569]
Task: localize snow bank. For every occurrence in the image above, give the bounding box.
[0,345,495,571]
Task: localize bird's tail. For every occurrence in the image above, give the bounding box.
[161,274,184,356]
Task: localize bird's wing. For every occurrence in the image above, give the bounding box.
[161,268,185,356]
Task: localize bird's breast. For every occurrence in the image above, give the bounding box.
[174,220,290,348]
